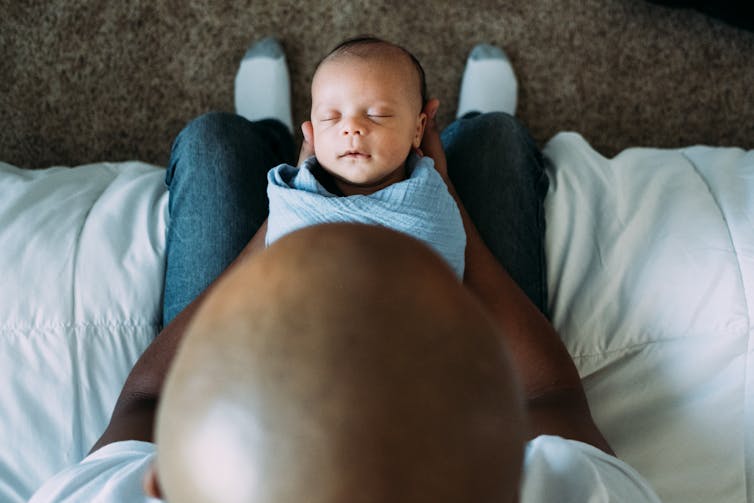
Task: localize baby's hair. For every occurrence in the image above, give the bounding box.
[319,35,428,107]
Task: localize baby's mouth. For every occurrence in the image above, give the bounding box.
[339,150,371,159]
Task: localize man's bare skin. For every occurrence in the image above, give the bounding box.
[152,223,527,502]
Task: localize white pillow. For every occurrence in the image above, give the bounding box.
[0,161,168,503]
[544,133,754,503]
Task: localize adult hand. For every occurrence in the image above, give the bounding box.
[419,98,448,179]
[298,121,315,166]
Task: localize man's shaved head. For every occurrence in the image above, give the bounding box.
[155,224,526,503]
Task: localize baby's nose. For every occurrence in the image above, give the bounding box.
[341,116,366,136]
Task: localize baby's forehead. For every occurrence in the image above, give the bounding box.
[313,48,423,104]
[318,48,415,81]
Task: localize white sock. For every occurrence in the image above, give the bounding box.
[456,44,518,118]
[234,37,293,132]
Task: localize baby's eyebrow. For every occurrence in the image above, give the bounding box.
[312,104,338,114]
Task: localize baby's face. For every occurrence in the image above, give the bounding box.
[310,54,426,195]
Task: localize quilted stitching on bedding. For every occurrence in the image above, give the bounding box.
[0,162,168,502]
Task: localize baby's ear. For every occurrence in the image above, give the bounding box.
[298,121,316,165]
[413,112,428,149]
[301,120,314,146]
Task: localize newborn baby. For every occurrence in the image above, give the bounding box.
[265,36,466,278]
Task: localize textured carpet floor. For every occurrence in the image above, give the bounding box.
[2,0,753,169]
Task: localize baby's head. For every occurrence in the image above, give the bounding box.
[309,37,429,195]
[152,224,527,503]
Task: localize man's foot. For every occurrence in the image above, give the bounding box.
[456,43,518,118]
[234,37,293,132]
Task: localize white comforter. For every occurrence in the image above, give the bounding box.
[0,133,751,503]
[544,134,753,503]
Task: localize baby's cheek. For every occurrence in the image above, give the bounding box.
[312,138,327,160]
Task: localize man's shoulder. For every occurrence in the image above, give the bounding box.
[29,436,661,503]
[521,435,662,503]
[29,441,158,503]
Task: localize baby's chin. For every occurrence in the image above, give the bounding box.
[318,161,407,196]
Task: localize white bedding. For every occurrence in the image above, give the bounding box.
[544,134,753,503]
[0,134,751,503]
[0,162,168,502]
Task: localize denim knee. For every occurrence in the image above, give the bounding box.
[444,112,548,200]
[459,111,519,133]
[168,113,229,183]
[446,112,534,156]
[165,112,294,187]
[175,112,245,148]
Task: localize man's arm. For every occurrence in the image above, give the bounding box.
[90,221,269,452]
[421,100,613,454]
[92,127,317,453]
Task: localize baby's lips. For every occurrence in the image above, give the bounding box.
[339,150,371,158]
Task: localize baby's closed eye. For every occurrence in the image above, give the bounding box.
[367,112,394,123]
[367,107,394,117]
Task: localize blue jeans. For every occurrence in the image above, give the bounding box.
[443,112,549,316]
[162,111,548,327]
[162,113,295,325]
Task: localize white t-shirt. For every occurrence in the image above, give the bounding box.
[29,435,661,502]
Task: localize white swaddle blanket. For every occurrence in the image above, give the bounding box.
[266,154,466,278]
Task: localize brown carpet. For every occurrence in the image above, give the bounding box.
[2,0,753,169]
